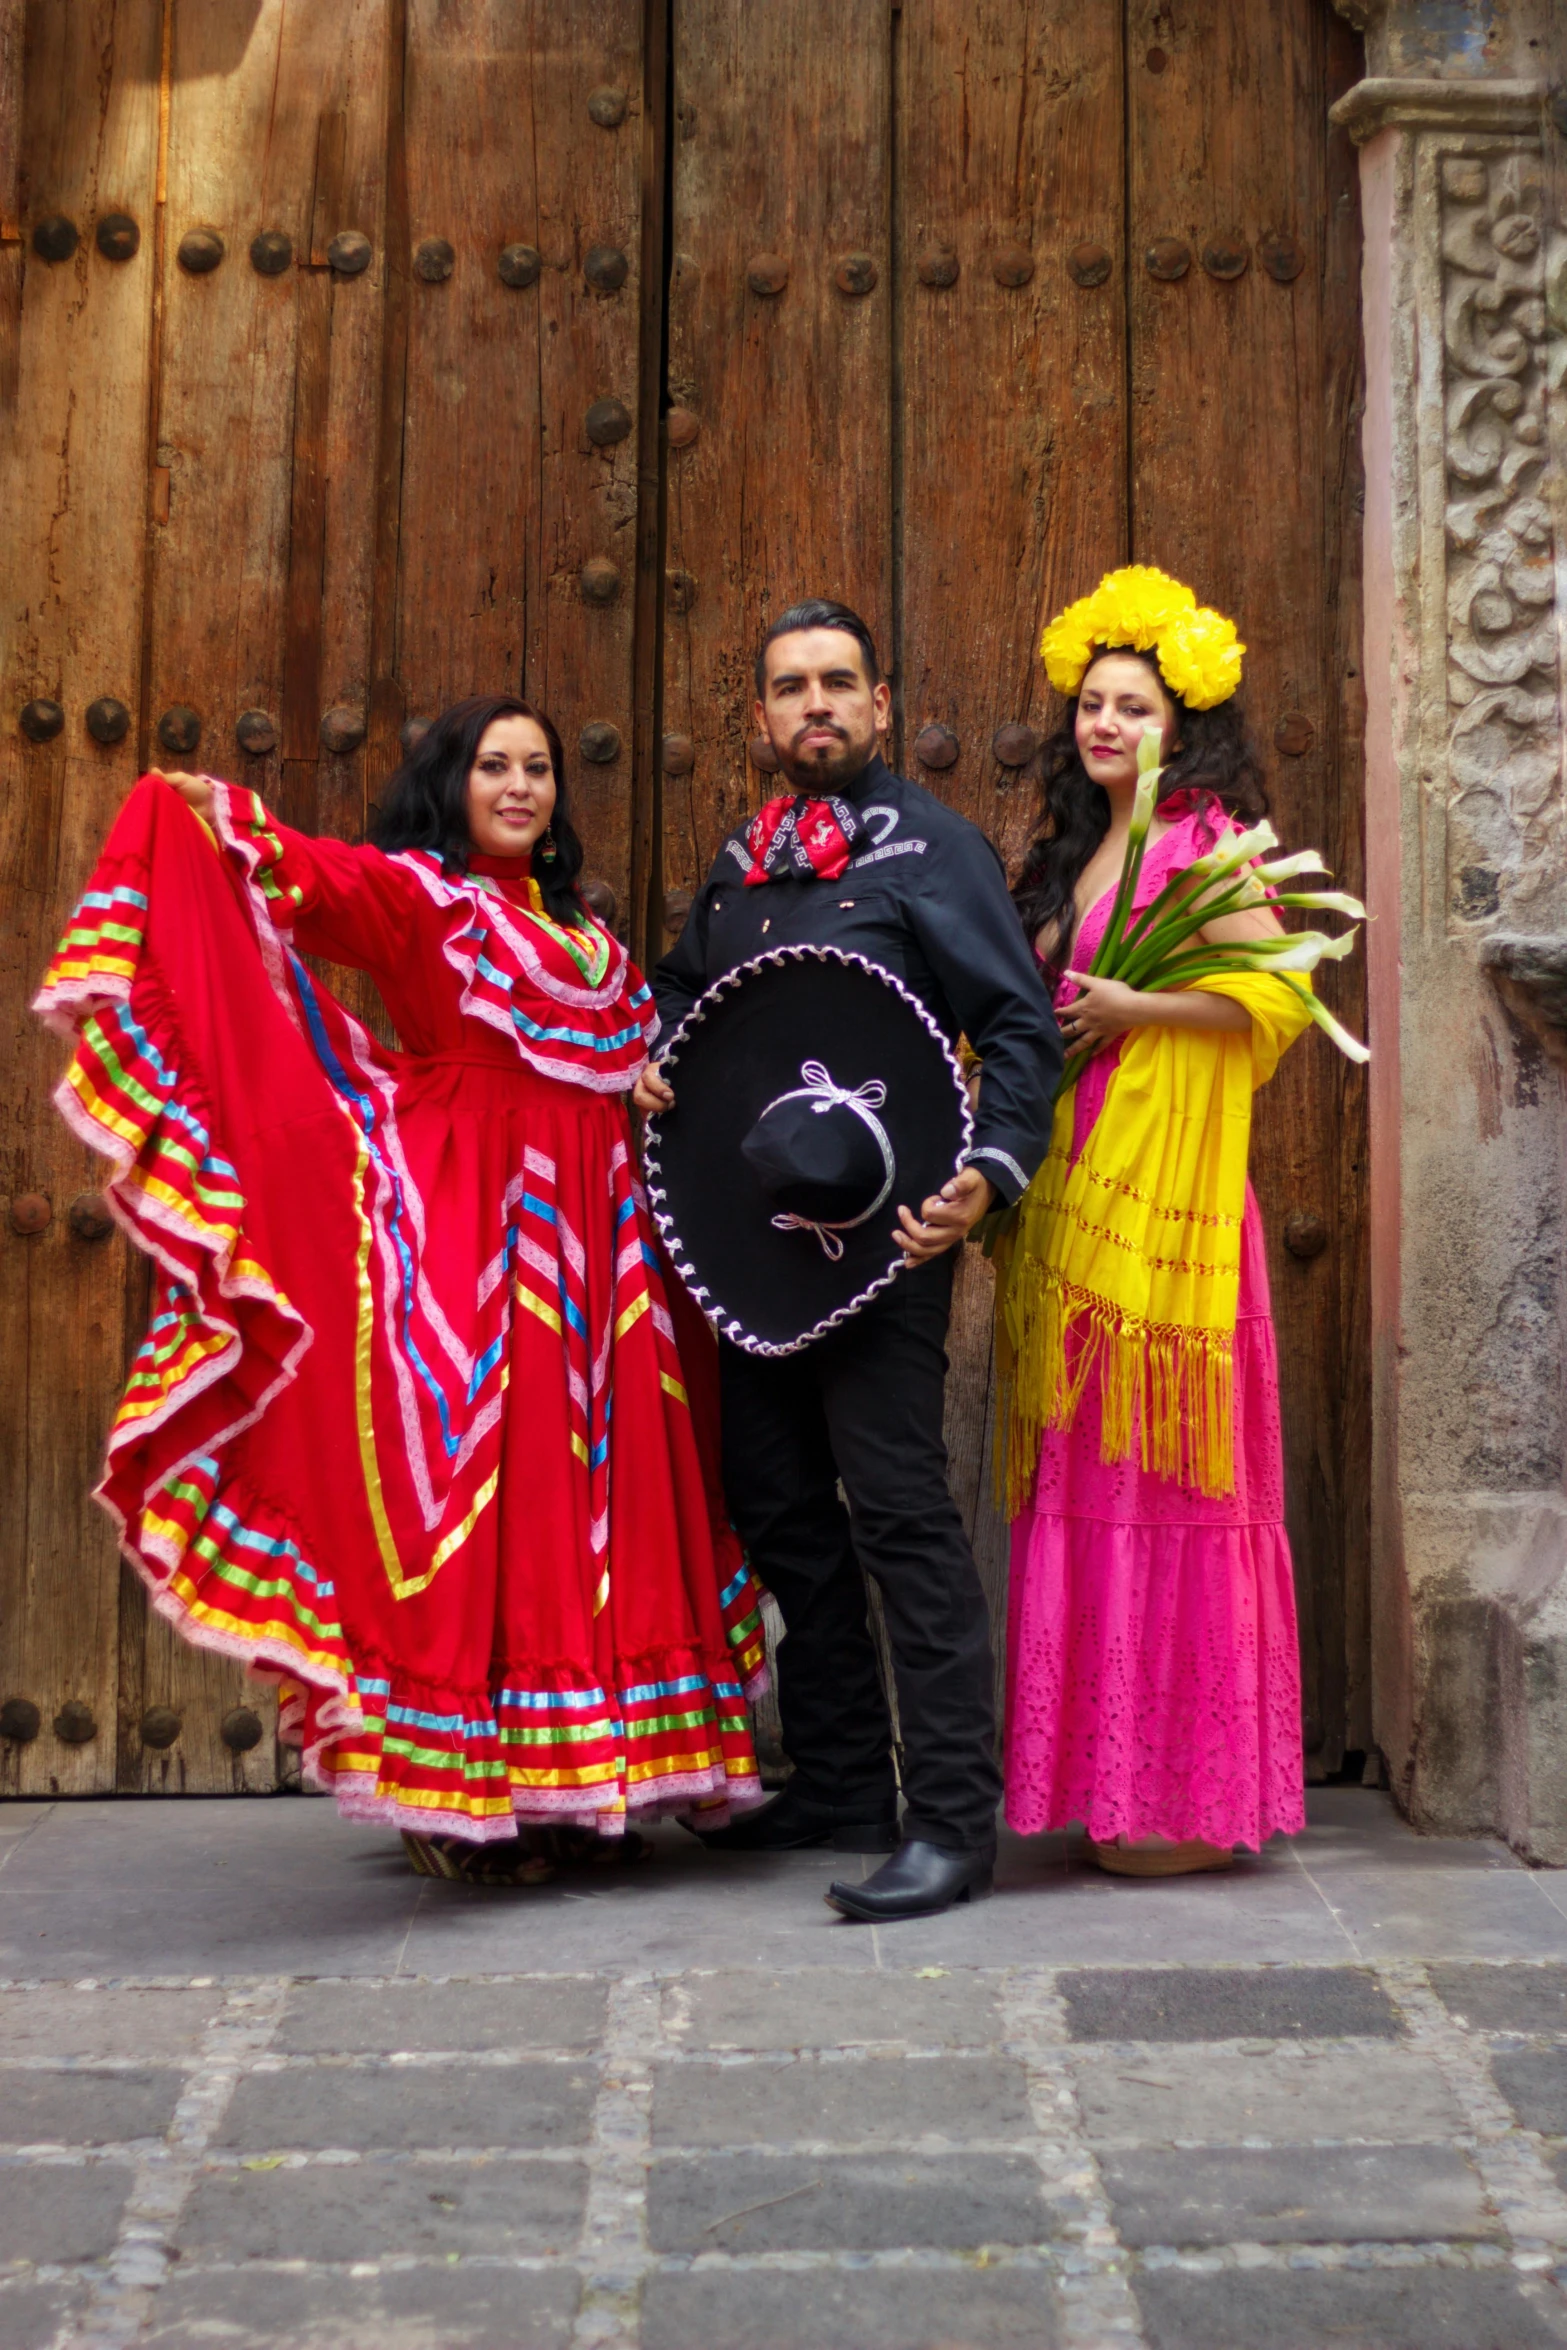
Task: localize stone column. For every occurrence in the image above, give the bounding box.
[1334,1,1567,1854]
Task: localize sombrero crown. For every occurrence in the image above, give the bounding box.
[1039,563,1244,710]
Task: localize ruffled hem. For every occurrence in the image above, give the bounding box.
[33,778,768,1844]
[131,1450,765,1840]
[1004,1509,1306,1851]
[280,1666,763,1842]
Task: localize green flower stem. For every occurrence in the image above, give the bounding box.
[1113,889,1269,989]
[1085,828,1150,979]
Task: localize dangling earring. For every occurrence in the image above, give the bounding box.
[540,826,557,861]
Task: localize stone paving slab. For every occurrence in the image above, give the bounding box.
[213,2062,596,2152]
[0,2066,186,2146]
[176,2156,589,2260]
[1296,1789,1528,1870]
[0,2160,134,2263]
[1316,1870,1567,1961]
[273,1977,608,2054]
[136,2265,581,2350]
[646,2149,1054,2251]
[639,2264,1060,2350]
[1133,2265,1567,2349]
[0,1987,223,2061]
[1059,1962,1402,2040]
[0,2276,88,2350]
[665,1966,1005,2047]
[1071,2038,1467,2144]
[855,1848,1361,1969]
[1491,2047,1567,2134]
[1102,2141,1497,2244]
[11,1797,1567,1977]
[1432,1963,1567,2035]
[651,2051,1033,2147]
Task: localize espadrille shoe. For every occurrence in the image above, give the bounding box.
[1087,1836,1235,1878]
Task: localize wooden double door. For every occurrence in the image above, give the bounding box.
[0,0,1369,1797]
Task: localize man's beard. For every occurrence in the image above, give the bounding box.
[774,723,876,791]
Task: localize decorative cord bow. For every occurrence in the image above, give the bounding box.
[766,1060,895,1260]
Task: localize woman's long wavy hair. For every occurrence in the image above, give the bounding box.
[1012,647,1268,972]
[369,693,586,923]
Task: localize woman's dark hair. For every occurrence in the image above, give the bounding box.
[1012,647,1268,971]
[369,693,586,923]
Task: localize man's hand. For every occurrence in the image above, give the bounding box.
[633,1060,675,1117]
[894,1164,995,1265]
[148,769,215,823]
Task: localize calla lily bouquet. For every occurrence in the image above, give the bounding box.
[1058,727,1369,1086]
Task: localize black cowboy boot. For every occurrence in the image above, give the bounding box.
[684,1777,899,1854]
[824,1837,995,1921]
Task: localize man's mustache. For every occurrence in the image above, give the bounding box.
[789,720,849,752]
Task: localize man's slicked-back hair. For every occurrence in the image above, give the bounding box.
[755,599,881,696]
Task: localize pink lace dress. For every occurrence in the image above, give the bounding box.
[1004,806,1306,1851]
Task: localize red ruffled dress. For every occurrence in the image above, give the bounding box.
[34,776,766,1841]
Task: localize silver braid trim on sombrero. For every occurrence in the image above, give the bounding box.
[640,944,974,1357]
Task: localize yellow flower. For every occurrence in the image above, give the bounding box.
[1038,592,1100,696]
[1086,564,1195,653]
[1157,606,1245,709]
[1037,563,1245,708]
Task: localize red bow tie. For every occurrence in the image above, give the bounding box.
[742,793,868,886]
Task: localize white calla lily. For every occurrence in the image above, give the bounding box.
[1273,890,1367,921]
[1286,982,1372,1064]
[1186,820,1280,878]
[1254,850,1332,884]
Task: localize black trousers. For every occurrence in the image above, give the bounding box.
[718,1253,1001,1852]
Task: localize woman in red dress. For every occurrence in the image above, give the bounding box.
[35,695,766,1878]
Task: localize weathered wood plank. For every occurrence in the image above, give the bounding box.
[663,0,893,899]
[1322,7,1372,1763]
[394,0,645,905]
[0,0,163,1796]
[1126,0,1367,1771]
[897,3,1128,1692]
[0,0,26,410]
[895,0,1127,871]
[121,0,390,1794]
[628,0,670,962]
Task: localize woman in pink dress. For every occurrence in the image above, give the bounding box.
[1002,572,1310,1874]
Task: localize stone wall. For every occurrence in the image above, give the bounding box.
[1336,0,1567,1854]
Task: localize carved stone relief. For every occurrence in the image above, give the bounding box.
[1440,142,1565,928]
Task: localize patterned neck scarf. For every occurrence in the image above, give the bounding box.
[742,793,868,886]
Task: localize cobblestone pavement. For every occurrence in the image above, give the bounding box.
[7,1792,1567,2348]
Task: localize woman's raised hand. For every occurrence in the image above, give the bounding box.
[148,769,214,823]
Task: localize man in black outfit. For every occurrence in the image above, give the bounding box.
[635,600,1061,1920]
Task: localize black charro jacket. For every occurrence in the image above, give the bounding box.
[650,754,1062,1205]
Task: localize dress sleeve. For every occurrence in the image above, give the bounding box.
[267,819,423,976]
[212,780,422,975]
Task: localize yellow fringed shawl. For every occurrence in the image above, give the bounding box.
[993,971,1313,1514]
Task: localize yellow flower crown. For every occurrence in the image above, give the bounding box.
[1039,564,1244,710]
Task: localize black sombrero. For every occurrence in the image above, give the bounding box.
[644,947,972,1355]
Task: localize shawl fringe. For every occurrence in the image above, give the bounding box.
[996,1255,1235,1516]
